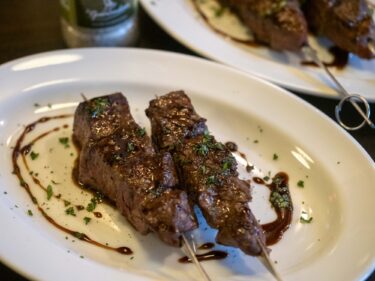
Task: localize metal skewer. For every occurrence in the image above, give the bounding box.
[302,45,374,131]
[182,234,212,281]
[256,237,283,281]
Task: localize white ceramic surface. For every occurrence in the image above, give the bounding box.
[140,0,375,100]
[0,49,374,281]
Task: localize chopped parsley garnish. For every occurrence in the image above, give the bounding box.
[300,215,313,224]
[47,184,53,200]
[127,142,135,152]
[297,180,304,188]
[215,5,226,17]
[253,140,259,143]
[86,198,97,212]
[30,151,39,160]
[64,200,71,207]
[65,207,76,216]
[27,209,33,216]
[83,217,91,225]
[222,156,235,172]
[263,176,270,181]
[214,142,224,150]
[73,232,85,239]
[200,165,207,175]
[206,175,216,185]
[269,175,292,209]
[195,133,224,156]
[59,137,70,148]
[270,190,290,209]
[89,97,109,118]
[273,154,279,160]
[137,127,146,137]
[195,143,209,156]
[222,161,231,171]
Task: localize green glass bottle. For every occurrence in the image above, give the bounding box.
[60,0,139,47]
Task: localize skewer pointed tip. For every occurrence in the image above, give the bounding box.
[182,234,212,281]
[256,237,284,281]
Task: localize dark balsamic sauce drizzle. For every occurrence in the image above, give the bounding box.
[253,172,293,246]
[178,251,228,263]
[12,115,132,255]
[301,46,349,69]
[225,142,293,246]
[198,242,215,250]
[94,212,103,218]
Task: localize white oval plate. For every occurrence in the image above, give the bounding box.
[0,48,374,281]
[140,0,375,100]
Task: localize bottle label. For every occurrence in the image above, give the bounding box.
[60,0,135,28]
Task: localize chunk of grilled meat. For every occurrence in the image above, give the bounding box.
[73,93,197,246]
[303,0,375,59]
[146,91,266,256]
[220,0,308,50]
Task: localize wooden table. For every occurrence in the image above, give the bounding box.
[0,1,374,280]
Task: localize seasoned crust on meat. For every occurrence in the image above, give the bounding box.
[73,93,197,246]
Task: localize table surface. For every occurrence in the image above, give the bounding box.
[0,1,374,280]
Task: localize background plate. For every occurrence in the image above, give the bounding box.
[140,0,375,100]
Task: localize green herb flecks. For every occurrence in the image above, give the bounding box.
[300,211,313,223]
[86,197,98,212]
[206,175,217,185]
[263,176,270,181]
[59,137,70,148]
[273,153,279,160]
[127,142,135,153]
[297,180,304,188]
[64,200,71,207]
[137,127,146,137]
[89,97,110,118]
[27,209,33,216]
[200,165,207,175]
[270,190,290,209]
[47,184,53,200]
[194,133,224,157]
[222,155,235,172]
[195,143,209,156]
[214,5,226,17]
[83,217,91,225]
[73,232,85,240]
[30,151,39,160]
[269,175,292,210]
[65,207,76,216]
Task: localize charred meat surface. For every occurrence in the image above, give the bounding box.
[73,93,197,246]
[303,0,375,58]
[146,91,266,256]
[220,0,308,50]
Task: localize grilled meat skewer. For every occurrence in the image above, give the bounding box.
[303,0,375,59]
[219,0,308,50]
[146,91,267,256]
[73,93,197,246]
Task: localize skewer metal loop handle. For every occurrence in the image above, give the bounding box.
[302,45,374,131]
[335,94,373,131]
